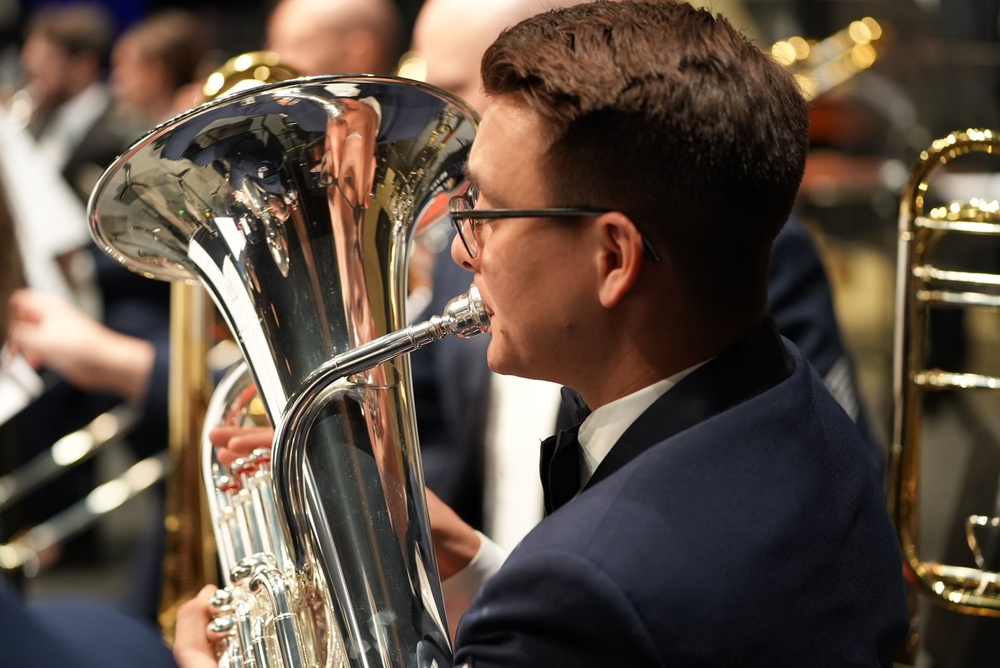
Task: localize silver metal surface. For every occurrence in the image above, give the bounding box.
[89,75,483,667]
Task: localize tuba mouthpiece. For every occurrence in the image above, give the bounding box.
[436,284,490,338]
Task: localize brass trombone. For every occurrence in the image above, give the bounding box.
[890,129,1000,632]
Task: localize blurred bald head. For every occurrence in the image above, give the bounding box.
[266,0,402,76]
[412,0,582,114]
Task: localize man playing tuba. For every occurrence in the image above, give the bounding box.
[176,1,908,666]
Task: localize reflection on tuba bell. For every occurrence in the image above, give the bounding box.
[88,75,486,667]
[890,128,1000,657]
[156,50,304,642]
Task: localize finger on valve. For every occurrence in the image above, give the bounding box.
[209,426,275,469]
[174,585,225,668]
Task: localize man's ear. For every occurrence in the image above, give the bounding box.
[595,212,644,308]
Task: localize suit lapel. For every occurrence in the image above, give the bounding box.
[586,319,795,489]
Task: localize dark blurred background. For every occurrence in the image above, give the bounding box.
[0,0,426,69]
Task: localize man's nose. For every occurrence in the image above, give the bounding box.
[450,228,478,271]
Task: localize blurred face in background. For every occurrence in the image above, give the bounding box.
[110,33,168,126]
[20,33,76,114]
[267,3,350,76]
[411,0,583,116]
[410,0,493,115]
[266,0,398,77]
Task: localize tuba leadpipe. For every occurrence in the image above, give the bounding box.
[89,75,483,667]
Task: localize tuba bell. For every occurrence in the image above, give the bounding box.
[88,75,485,667]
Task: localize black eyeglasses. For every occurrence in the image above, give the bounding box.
[448,189,661,262]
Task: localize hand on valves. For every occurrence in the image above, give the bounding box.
[171,425,484,667]
[208,425,482,580]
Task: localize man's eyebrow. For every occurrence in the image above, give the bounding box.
[461,163,487,200]
[462,160,508,208]
[461,162,477,188]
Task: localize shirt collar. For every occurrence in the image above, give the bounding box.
[576,361,708,483]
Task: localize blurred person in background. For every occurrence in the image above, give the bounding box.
[3,0,408,616]
[4,8,215,589]
[9,7,217,475]
[110,8,215,139]
[19,1,126,203]
[0,175,177,668]
[265,0,402,77]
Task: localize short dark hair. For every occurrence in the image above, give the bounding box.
[28,2,116,67]
[481,0,809,321]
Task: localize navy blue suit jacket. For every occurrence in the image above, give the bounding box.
[454,321,908,666]
[768,219,882,474]
[0,580,176,668]
[416,218,883,530]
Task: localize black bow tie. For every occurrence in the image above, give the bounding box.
[540,426,582,515]
[557,386,591,429]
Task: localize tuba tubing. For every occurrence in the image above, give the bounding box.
[275,287,487,565]
[202,287,487,668]
[157,50,304,640]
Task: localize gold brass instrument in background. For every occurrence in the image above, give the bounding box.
[89,74,486,667]
[202,51,300,101]
[157,50,302,642]
[890,129,1000,653]
[771,18,884,101]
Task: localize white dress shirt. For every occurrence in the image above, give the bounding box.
[442,361,708,615]
[34,83,111,171]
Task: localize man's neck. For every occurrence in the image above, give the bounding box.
[576,312,766,410]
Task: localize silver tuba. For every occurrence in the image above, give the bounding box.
[88,75,486,667]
